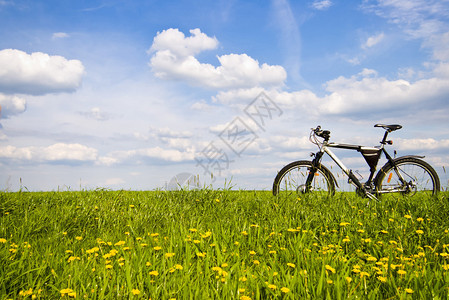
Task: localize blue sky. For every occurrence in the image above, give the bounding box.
[1,0,449,191]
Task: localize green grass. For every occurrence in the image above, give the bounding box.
[0,189,448,299]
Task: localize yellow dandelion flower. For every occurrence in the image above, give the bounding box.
[416,230,424,234]
[343,236,350,242]
[165,252,175,258]
[404,214,412,219]
[189,228,197,232]
[397,269,406,275]
[325,265,336,273]
[417,217,424,222]
[149,270,159,276]
[377,276,387,283]
[240,296,251,300]
[153,246,162,251]
[253,260,260,265]
[345,277,352,283]
[75,236,83,241]
[405,288,414,294]
[0,238,6,243]
[241,231,248,236]
[281,287,290,293]
[287,262,296,268]
[239,276,248,282]
[327,279,333,284]
[175,264,183,270]
[269,250,277,254]
[131,289,140,295]
[215,198,220,202]
[114,241,125,246]
[340,222,350,227]
[196,252,206,258]
[267,284,277,290]
[249,250,256,255]
[360,271,370,278]
[367,256,377,262]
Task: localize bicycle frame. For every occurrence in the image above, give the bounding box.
[309,129,403,199]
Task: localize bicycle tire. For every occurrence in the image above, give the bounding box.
[374,157,440,196]
[272,160,335,196]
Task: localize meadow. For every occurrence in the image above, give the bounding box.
[0,189,448,299]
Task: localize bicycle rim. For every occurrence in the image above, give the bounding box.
[377,161,438,196]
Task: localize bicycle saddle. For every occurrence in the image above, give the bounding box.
[374,124,402,132]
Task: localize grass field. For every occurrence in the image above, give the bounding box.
[1,189,448,299]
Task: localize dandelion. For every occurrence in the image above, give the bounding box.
[281,287,290,293]
[153,246,162,251]
[267,284,277,290]
[240,296,251,300]
[241,231,248,236]
[146,262,152,267]
[196,252,206,258]
[287,263,296,268]
[327,279,333,284]
[189,228,197,232]
[343,236,350,242]
[357,229,365,233]
[249,250,256,255]
[345,277,352,283]
[215,198,220,203]
[416,230,424,234]
[0,238,6,243]
[377,276,387,283]
[340,222,350,227]
[417,217,424,222]
[367,256,377,262]
[360,271,370,278]
[106,264,113,269]
[405,288,414,294]
[253,260,260,265]
[75,236,83,241]
[325,265,336,273]
[86,247,99,254]
[380,230,388,234]
[404,214,412,219]
[149,270,159,276]
[239,276,248,282]
[114,241,125,246]
[269,250,277,254]
[60,289,76,298]
[150,233,159,237]
[397,269,407,275]
[131,289,140,295]
[165,252,175,258]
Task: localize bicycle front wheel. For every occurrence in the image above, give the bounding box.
[375,157,440,196]
[272,160,335,196]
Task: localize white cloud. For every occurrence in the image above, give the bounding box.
[0,93,26,118]
[311,0,333,10]
[150,28,218,57]
[0,49,85,95]
[98,146,195,166]
[362,33,385,49]
[362,0,449,61]
[52,32,69,39]
[149,28,287,89]
[0,143,98,162]
[79,107,110,121]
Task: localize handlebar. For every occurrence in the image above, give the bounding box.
[312,126,330,141]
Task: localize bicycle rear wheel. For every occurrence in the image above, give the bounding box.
[375,157,440,196]
[272,160,335,196]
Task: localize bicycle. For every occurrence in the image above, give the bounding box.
[272,124,440,200]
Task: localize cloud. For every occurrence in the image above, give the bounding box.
[149,28,286,89]
[311,0,333,10]
[0,93,26,118]
[0,49,85,95]
[52,32,69,39]
[98,147,195,166]
[362,0,449,61]
[79,107,110,121]
[0,143,98,163]
[362,33,385,49]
